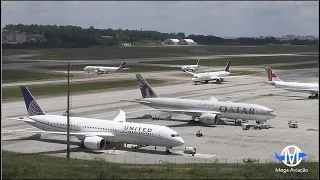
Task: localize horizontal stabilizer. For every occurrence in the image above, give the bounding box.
[5,117,35,123]
[113,109,126,122]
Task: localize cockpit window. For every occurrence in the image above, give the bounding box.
[171,134,179,137]
[268,111,273,113]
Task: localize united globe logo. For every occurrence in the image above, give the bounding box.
[28,100,44,116]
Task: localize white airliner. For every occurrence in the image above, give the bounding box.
[266,67,319,98]
[6,86,185,154]
[84,62,128,75]
[181,59,201,72]
[122,74,277,125]
[185,60,231,84]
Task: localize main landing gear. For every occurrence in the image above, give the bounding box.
[79,140,85,148]
[188,117,200,124]
[308,94,318,99]
[165,147,172,154]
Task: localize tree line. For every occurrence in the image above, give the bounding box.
[2,24,318,49]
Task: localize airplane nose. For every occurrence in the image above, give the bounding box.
[177,137,185,146]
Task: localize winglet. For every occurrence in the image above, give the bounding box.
[20,86,45,116]
[113,109,126,122]
[224,60,231,72]
[136,74,158,98]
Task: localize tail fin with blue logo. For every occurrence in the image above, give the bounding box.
[135,74,158,98]
[224,60,231,72]
[118,62,126,69]
[20,86,46,116]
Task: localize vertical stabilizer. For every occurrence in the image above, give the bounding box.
[20,86,45,116]
[136,74,158,98]
[224,60,231,72]
[266,67,282,82]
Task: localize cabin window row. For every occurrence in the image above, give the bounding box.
[47,122,115,131]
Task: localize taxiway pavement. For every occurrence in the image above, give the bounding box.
[2,69,319,164]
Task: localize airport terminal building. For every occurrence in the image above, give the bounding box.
[162,38,198,46]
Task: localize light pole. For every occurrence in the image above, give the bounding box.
[64,61,73,159]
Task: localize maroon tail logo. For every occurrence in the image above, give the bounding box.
[140,85,154,98]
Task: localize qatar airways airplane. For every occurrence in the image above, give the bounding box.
[181,59,201,72]
[185,60,231,84]
[5,86,184,154]
[266,67,319,99]
[84,62,128,75]
[122,74,277,125]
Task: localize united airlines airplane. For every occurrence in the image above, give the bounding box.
[6,86,184,154]
[122,74,277,125]
[266,67,319,99]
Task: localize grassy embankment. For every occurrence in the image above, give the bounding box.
[2,79,165,100]
[13,45,318,60]
[145,55,319,66]
[2,151,318,179]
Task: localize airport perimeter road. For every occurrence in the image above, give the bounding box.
[2,53,313,70]
[2,69,319,164]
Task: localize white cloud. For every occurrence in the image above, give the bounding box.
[1,1,318,37]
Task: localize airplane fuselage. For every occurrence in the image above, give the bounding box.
[181,65,199,71]
[192,71,230,82]
[26,115,184,147]
[84,66,119,73]
[139,98,276,121]
[272,81,319,94]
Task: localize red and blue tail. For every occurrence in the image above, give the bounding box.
[136,74,158,98]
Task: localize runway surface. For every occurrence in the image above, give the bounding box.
[2,68,319,164]
[2,52,316,70]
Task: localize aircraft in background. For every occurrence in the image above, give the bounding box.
[84,62,129,75]
[6,86,184,154]
[122,74,277,125]
[266,67,319,99]
[181,59,201,72]
[185,60,231,84]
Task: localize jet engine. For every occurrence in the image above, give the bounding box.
[94,70,100,73]
[199,114,219,125]
[83,136,106,150]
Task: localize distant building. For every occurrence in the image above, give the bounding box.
[16,33,27,43]
[162,39,179,45]
[121,43,132,47]
[178,39,198,46]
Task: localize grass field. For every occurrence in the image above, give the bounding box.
[2,60,37,64]
[38,64,178,72]
[2,70,69,83]
[275,63,319,70]
[145,55,319,66]
[2,79,165,99]
[2,151,318,179]
[13,45,319,60]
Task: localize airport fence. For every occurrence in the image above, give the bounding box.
[23,151,317,166]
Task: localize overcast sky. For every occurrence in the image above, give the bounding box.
[2,1,319,37]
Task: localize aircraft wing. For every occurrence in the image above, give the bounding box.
[156,108,221,117]
[184,71,197,76]
[5,130,115,138]
[120,99,151,104]
[5,117,35,123]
